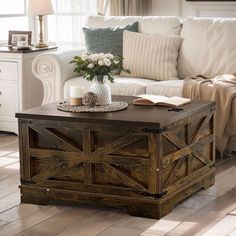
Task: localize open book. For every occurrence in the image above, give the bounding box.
[133,94,191,107]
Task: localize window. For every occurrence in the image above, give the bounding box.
[0,0,29,43]
[0,0,26,15]
[47,0,97,49]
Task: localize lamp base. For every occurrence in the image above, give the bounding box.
[36,42,49,48]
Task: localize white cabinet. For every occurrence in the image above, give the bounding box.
[0,61,18,81]
[0,82,18,121]
[0,46,57,133]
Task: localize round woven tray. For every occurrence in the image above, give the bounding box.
[57,101,128,113]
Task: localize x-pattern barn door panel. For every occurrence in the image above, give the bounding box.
[26,122,151,194]
[160,111,214,194]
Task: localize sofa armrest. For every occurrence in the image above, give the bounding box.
[32,48,84,104]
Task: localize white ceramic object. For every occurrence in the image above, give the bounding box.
[89,77,112,105]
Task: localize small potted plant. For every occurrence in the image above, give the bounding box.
[71,53,130,105]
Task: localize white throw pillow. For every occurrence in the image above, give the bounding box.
[122,31,182,81]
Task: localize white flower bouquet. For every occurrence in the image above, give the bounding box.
[71,52,130,83]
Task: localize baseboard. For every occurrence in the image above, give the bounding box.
[0,122,18,135]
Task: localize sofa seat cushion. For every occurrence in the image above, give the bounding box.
[146,80,184,97]
[64,76,155,98]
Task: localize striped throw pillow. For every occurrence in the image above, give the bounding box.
[122,31,182,81]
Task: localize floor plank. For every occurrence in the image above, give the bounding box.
[97,226,142,236]
[202,215,236,236]
[15,206,99,236]
[0,174,20,198]
[0,205,65,236]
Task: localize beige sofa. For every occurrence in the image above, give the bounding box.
[32,16,236,150]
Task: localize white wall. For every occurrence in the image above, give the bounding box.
[155,0,236,18]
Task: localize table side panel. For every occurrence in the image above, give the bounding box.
[160,105,215,200]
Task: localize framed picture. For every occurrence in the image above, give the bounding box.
[8,31,32,46]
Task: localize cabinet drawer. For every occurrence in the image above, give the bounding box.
[0,61,18,81]
[0,83,18,119]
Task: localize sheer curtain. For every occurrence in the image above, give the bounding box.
[47,0,97,49]
[109,0,156,16]
[97,0,110,15]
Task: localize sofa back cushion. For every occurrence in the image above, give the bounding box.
[122,31,182,81]
[178,17,236,78]
[87,16,182,35]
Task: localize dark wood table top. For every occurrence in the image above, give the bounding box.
[16,96,215,128]
[0,46,58,54]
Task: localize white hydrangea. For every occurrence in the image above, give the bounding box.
[114,59,120,64]
[84,53,115,67]
[87,63,94,69]
[106,53,114,59]
[98,59,105,66]
[103,58,111,66]
[81,53,88,61]
[89,53,100,62]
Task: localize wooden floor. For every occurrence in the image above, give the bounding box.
[0,132,236,236]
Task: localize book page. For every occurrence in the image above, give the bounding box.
[136,94,169,104]
[135,94,191,107]
[161,96,191,106]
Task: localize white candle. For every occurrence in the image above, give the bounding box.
[69,86,84,98]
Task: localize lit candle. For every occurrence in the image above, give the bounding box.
[69,86,84,106]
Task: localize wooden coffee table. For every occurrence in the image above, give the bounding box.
[16,96,216,219]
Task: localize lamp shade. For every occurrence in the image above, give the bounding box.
[28,0,54,15]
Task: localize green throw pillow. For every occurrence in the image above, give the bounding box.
[83,22,138,56]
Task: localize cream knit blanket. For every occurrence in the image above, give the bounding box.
[182,74,236,155]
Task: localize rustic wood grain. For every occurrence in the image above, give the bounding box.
[16,97,216,219]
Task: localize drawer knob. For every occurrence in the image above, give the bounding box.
[0,69,1,73]
[0,91,1,95]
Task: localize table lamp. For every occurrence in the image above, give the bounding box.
[28,0,54,48]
